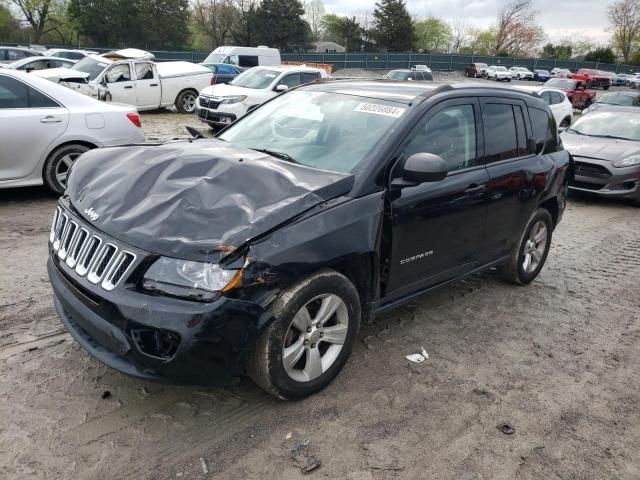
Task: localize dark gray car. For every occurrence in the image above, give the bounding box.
[561,106,640,205]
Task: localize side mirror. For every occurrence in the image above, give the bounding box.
[394,153,448,186]
[275,84,288,92]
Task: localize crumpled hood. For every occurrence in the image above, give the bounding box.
[33,67,89,82]
[65,139,354,261]
[561,132,640,161]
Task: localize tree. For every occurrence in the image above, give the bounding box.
[303,0,325,42]
[231,0,259,46]
[468,29,496,55]
[321,14,363,51]
[541,43,573,60]
[10,0,66,42]
[0,3,22,41]
[254,0,311,51]
[370,0,414,51]
[585,47,617,63]
[414,16,452,53]
[493,0,545,56]
[192,0,238,49]
[608,0,640,62]
[69,0,190,48]
[449,18,471,54]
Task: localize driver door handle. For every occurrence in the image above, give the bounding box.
[124,85,133,89]
[40,116,62,124]
[464,184,486,194]
[150,83,159,87]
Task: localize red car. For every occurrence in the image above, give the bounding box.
[544,78,597,110]
[464,62,488,78]
[570,69,611,90]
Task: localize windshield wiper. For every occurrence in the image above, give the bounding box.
[566,127,585,135]
[251,148,298,163]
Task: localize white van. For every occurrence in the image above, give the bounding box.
[202,46,281,68]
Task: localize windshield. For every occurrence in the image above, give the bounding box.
[218,91,406,173]
[384,70,407,80]
[536,70,550,75]
[597,94,636,106]
[203,52,227,64]
[494,66,507,71]
[546,79,575,89]
[568,111,640,141]
[71,56,109,81]
[230,68,279,89]
[476,63,488,68]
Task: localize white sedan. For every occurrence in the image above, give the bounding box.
[0,69,144,195]
[486,66,512,82]
[509,66,534,80]
[512,85,574,128]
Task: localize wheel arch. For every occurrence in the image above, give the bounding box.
[42,140,98,179]
[539,196,559,227]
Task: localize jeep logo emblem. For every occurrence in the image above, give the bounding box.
[84,207,99,222]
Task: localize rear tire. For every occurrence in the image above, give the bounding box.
[43,144,91,196]
[175,90,198,114]
[247,270,361,399]
[501,208,553,285]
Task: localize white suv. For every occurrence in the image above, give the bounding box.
[486,66,512,82]
[196,65,328,128]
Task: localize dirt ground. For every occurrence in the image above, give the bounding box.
[1,88,640,480]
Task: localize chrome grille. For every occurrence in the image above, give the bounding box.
[50,208,136,291]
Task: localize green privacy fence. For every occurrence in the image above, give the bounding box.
[280,52,639,74]
[3,42,638,73]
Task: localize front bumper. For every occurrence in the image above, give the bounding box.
[196,96,246,126]
[49,250,271,385]
[569,157,640,200]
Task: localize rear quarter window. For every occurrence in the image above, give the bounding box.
[529,107,559,154]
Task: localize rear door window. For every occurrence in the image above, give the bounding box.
[105,64,132,83]
[0,75,58,108]
[279,73,302,88]
[238,55,259,67]
[302,72,320,84]
[135,63,155,80]
[549,92,565,105]
[482,102,521,163]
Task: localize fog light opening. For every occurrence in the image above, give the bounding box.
[131,327,181,360]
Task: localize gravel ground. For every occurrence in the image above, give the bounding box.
[0,77,639,480]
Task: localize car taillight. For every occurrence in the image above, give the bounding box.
[127,113,141,128]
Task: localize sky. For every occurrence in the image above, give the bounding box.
[323,0,612,44]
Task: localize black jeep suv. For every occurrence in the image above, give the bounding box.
[48,80,571,399]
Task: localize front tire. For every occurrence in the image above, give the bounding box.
[247,270,361,399]
[501,208,553,285]
[175,90,198,114]
[43,144,91,195]
[559,117,571,128]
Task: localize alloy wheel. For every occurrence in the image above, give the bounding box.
[282,294,349,382]
[182,93,197,113]
[522,220,548,274]
[54,152,82,189]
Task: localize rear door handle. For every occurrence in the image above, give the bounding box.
[124,85,133,89]
[40,116,62,124]
[149,83,159,87]
[464,184,486,194]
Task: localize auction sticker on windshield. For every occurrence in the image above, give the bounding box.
[355,103,406,118]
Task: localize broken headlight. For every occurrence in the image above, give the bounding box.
[142,258,241,301]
